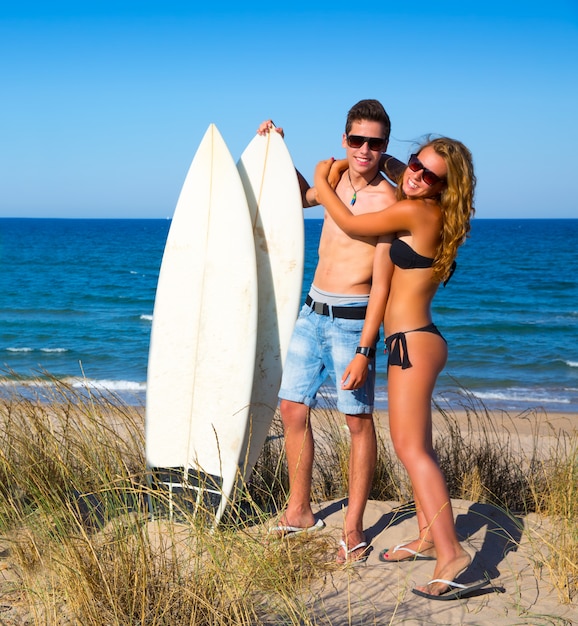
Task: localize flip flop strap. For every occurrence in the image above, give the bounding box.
[427,578,468,590]
[340,539,367,553]
[392,543,419,556]
[392,541,433,556]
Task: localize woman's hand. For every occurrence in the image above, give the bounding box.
[314,158,334,182]
[340,355,369,390]
[328,158,348,190]
[313,158,335,203]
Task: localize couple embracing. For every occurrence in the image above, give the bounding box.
[260,99,484,601]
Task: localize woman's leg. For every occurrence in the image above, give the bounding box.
[387,332,470,593]
[382,492,436,560]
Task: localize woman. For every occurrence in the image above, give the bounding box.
[314,138,486,599]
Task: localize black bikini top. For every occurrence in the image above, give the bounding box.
[390,238,433,269]
[390,238,456,285]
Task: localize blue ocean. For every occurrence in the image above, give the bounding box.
[1,218,577,414]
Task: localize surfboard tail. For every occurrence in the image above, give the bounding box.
[147,466,224,522]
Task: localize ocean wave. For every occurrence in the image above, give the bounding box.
[471,389,570,405]
[566,361,578,368]
[0,376,146,406]
[0,378,46,388]
[5,347,68,354]
[0,376,145,392]
[66,378,146,392]
[291,383,576,412]
[140,314,153,322]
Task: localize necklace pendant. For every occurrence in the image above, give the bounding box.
[350,193,357,206]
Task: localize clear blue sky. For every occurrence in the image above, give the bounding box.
[2,1,577,219]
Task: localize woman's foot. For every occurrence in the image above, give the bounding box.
[380,536,436,562]
[414,549,472,597]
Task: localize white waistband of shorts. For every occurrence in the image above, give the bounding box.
[309,284,370,306]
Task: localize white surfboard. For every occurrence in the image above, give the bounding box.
[237,129,304,481]
[146,124,258,524]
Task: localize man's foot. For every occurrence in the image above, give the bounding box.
[336,530,369,565]
[268,517,325,539]
[378,537,436,562]
[413,550,472,597]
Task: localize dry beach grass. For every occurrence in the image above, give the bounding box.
[0,380,576,625]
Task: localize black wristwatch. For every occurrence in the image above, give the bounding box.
[355,346,375,358]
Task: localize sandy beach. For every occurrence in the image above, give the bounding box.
[377,407,578,460]
[286,407,578,624]
[306,496,577,625]
[370,407,576,448]
[0,403,576,624]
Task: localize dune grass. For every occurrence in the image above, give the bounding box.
[524,427,578,604]
[0,380,576,624]
[0,383,338,625]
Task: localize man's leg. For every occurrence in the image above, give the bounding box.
[338,412,376,561]
[278,398,316,529]
[327,307,376,561]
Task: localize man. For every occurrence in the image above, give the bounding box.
[259,100,399,563]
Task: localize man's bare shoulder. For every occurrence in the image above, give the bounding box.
[376,177,397,204]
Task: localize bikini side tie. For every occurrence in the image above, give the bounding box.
[385,332,412,369]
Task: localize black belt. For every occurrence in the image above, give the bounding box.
[305,295,367,320]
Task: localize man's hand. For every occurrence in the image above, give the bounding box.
[341,355,369,390]
[257,119,284,138]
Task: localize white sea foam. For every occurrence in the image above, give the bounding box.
[140,314,153,322]
[566,361,578,368]
[290,384,574,412]
[0,377,145,392]
[472,389,570,405]
[68,378,146,392]
[5,347,68,354]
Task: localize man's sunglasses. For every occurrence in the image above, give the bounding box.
[346,135,387,152]
[407,153,445,186]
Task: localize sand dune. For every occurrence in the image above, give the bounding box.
[308,497,577,624]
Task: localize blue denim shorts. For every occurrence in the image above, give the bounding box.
[279,302,376,414]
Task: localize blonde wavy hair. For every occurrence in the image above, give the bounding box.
[396,137,476,283]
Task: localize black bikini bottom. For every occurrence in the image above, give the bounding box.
[385,323,446,370]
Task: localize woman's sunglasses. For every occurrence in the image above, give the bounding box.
[407,154,445,186]
[346,135,387,152]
